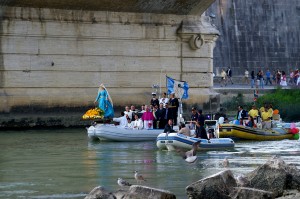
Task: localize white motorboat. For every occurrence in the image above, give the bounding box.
[156,133,235,150]
[87,124,163,141]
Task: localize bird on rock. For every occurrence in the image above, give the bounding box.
[134,171,146,183]
[117,178,132,187]
[222,157,229,167]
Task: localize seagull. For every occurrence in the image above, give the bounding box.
[134,171,146,183]
[222,157,229,167]
[117,178,132,187]
[174,141,200,163]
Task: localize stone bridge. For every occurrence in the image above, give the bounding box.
[0,0,219,122]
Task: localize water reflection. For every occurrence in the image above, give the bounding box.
[0,129,299,199]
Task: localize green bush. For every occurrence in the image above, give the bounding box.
[221,93,252,114]
[256,88,300,122]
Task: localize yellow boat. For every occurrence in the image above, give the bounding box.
[219,124,297,141]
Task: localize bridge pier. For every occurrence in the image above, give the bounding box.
[0,1,219,127]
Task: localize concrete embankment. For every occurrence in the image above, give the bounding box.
[0,82,279,129]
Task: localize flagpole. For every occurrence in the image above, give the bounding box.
[159,69,162,98]
[165,74,167,95]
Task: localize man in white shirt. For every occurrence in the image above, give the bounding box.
[124,106,132,120]
[113,112,128,128]
[159,92,169,108]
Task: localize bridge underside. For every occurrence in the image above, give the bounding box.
[3,0,215,15]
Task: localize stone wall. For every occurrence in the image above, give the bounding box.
[0,6,219,116]
[206,0,300,76]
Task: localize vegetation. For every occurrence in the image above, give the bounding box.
[221,93,252,113]
[256,88,300,122]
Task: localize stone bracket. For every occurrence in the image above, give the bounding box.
[177,16,220,50]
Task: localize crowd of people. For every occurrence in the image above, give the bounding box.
[247,68,300,88]
[112,92,179,130]
[110,92,213,141]
[218,67,300,88]
[234,103,278,129]
[248,69,299,88]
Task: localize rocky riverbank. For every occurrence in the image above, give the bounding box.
[84,156,300,199]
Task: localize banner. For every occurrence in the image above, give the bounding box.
[166,76,189,99]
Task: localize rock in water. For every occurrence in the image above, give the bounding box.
[186,170,237,199]
[85,186,116,199]
[245,156,300,197]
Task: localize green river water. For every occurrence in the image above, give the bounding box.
[1,128,300,199]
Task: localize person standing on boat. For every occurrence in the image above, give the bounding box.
[197,109,205,126]
[124,106,132,121]
[190,107,199,130]
[150,93,160,108]
[94,84,114,118]
[129,105,137,120]
[261,107,271,129]
[169,92,179,126]
[155,103,166,129]
[248,105,259,123]
[163,119,176,133]
[236,106,247,124]
[159,92,169,108]
[141,105,155,129]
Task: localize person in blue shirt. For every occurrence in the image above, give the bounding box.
[265,69,272,85]
[245,116,255,128]
[94,84,114,118]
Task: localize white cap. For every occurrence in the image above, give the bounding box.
[152,92,156,95]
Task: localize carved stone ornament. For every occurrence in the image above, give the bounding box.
[189,34,204,50]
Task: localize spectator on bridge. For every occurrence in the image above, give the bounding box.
[221,69,227,87]
[294,69,299,85]
[257,70,264,89]
[243,69,249,84]
[250,70,255,88]
[276,69,281,85]
[226,67,234,84]
[289,69,295,85]
[280,71,287,87]
[265,69,272,86]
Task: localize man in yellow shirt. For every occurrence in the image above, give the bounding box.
[261,107,271,129]
[248,105,259,120]
[268,104,273,120]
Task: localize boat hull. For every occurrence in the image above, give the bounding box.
[219,124,297,141]
[87,124,163,141]
[156,133,235,150]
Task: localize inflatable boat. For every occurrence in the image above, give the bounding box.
[87,124,163,141]
[219,124,299,141]
[156,133,235,150]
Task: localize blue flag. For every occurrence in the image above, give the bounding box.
[166,76,189,99]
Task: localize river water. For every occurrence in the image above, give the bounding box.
[1,128,300,199]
